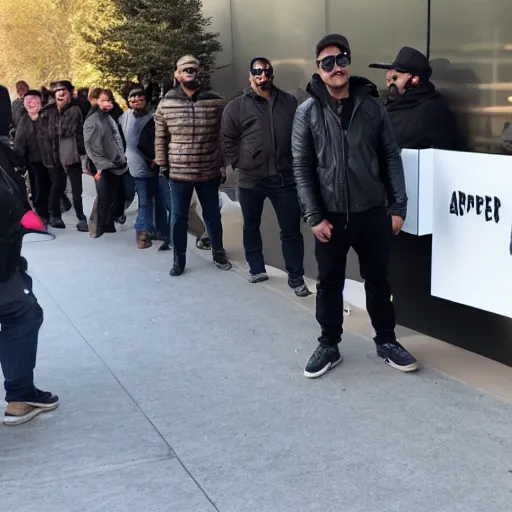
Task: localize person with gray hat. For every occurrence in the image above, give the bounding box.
[369,47,459,150]
[292,34,418,379]
[154,55,232,276]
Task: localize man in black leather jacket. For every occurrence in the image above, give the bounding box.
[0,143,59,425]
[292,34,418,379]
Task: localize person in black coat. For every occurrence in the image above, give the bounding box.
[0,85,13,145]
[370,47,460,150]
[221,57,310,297]
[0,142,59,426]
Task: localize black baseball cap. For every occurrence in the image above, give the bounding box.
[51,80,74,92]
[128,87,145,98]
[316,34,351,58]
[369,47,432,78]
[24,89,42,99]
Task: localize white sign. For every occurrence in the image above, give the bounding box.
[401,149,434,236]
[431,150,512,318]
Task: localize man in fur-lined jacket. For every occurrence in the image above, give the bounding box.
[154,55,232,276]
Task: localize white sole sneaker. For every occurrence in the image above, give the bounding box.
[24,399,60,411]
[3,408,43,426]
[304,355,343,379]
[383,358,420,372]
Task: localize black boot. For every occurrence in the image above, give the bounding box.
[49,217,66,229]
[169,253,186,277]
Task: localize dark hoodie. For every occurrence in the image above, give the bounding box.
[0,85,12,138]
[220,86,298,188]
[292,75,406,226]
[386,81,460,150]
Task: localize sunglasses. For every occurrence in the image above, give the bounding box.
[251,67,274,77]
[316,53,351,72]
[182,68,198,75]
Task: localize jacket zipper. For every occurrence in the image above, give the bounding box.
[268,94,277,176]
[342,98,363,229]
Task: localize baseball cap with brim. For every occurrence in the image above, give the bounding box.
[128,88,145,98]
[369,46,432,78]
[51,80,74,92]
[316,34,351,57]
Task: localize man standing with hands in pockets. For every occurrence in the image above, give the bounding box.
[292,34,418,379]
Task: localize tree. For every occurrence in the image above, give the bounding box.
[85,0,222,89]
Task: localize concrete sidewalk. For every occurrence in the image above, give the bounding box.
[1,195,512,512]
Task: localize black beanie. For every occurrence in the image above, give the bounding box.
[24,89,42,99]
[250,57,272,70]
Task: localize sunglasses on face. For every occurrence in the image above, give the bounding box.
[251,67,274,77]
[316,53,350,73]
[182,68,198,75]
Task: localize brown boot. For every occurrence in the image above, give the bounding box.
[136,231,152,249]
[4,402,42,426]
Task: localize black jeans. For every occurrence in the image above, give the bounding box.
[315,207,396,346]
[96,171,123,230]
[66,164,86,220]
[47,166,67,219]
[0,273,43,402]
[170,177,223,255]
[238,175,305,286]
[30,162,51,219]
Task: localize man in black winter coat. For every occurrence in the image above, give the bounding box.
[0,85,13,146]
[221,57,310,297]
[39,80,88,232]
[370,47,460,150]
[0,143,59,426]
[292,34,418,379]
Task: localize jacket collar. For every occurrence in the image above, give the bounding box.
[306,75,378,108]
[164,84,223,102]
[386,81,441,112]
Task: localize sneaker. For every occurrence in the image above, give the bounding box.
[196,236,211,250]
[49,217,65,229]
[304,344,343,379]
[376,342,419,372]
[213,251,232,271]
[248,272,269,284]
[4,389,59,426]
[158,241,171,251]
[115,215,126,225]
[76,219,89,232]
[294,283,312,297]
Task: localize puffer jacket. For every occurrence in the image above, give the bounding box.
[154,86,225,182]
[292,75,407,227]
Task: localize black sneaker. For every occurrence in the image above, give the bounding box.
[304,344,343,379]
[196,236,211,250]
[24,388,59,410]
[115,215,127,225]
[213,251,232,271]
[294,284,312,298]
[49,217,66,229]
[376,342,419,372]
[76,219,89,232]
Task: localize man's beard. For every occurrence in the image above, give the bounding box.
[257,80,271,92]
[181,79,199,90]
[386,84,401,104]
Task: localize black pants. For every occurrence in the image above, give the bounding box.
[96,171,123,230]
[315,207,396,346]
[238,175,305,286]
[0,272,42,402]
[30,162,51,219]
[47,166,67,219]
[66,164,86,220]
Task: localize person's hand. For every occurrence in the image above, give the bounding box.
[94,170,102,182]
[391,215,404,235]
[311,219,333,243]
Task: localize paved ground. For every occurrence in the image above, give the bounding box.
[2,186,512,512]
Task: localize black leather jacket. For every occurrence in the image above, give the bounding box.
[292,75,407,227]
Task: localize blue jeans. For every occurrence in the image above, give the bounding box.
[170,177,223,255]
[134,177,158,232]
[156,175,172,241]
[238,175,305,286]
[0,273,42,402]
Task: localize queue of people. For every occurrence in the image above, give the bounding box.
[2,34,468,426]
